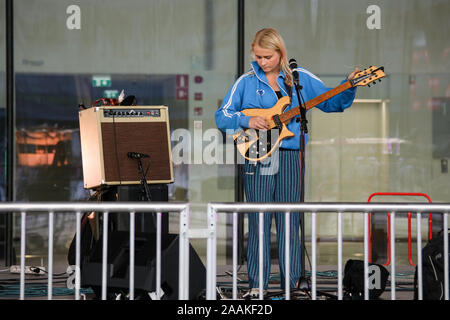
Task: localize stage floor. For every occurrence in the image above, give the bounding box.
[0,241,418,300]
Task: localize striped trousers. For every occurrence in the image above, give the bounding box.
[242,149,302,289]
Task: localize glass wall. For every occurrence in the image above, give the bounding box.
[244,0,450,244]
[12,0,237,266]
[3,0,450,268]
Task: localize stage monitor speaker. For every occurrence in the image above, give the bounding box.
[81,231,206,300]
[79,106,173,189]
[112,185,169,234]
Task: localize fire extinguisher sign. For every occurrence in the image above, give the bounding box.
[176,75,189,100]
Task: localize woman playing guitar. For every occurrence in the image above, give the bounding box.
[215,27,360,299]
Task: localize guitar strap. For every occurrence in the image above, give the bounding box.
[285,81,293,101]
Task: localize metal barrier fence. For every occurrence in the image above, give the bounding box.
[208,202,450,300]
[1,202,449,300]
[0,202,216,300]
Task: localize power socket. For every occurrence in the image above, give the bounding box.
[10,265,46,275]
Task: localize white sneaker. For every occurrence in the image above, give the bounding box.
[243,288,267,300]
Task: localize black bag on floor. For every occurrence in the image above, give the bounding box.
[414,229,450,300]
[67,211,98,266]
[67,187,114,266]
[343,259,389,300]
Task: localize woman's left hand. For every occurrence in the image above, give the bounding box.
[347,67,361,80]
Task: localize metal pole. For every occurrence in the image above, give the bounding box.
[179,207,189,300]
[364,212,369,300]
[234,0,246,267]
[285,211,290,300]
[101,212,109,300]
[444,213,448,300]
[311,212,316,300]
[259,212,264,300]
[206,205,214,300]
[184,217,190,300]
[5,0,15,266]
[417,212,422,300]
[129,211,135,300]
[213,211,217,299]
[178,213,185,300]
[209,203,450,214]
[390,212,396,300]
[156,211,162,300]
[75,211,81,300]
[20,211,26,300]
[47,211,54,300]
[207,204,217,300]
[337,211,343,300]
[232,212,238,300]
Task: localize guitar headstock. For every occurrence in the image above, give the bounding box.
[350,66,386,87]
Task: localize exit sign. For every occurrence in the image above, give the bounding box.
[104,90,119,99]
[92,75,111,87]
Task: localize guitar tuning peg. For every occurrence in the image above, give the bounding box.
[368,84,371,87]
[378,79,382,82]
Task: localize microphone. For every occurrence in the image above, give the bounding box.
[127,152,149,159]
[289,58,299,83]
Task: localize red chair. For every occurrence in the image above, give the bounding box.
[368,192,433,267]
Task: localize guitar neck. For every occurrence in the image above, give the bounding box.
[279,80,353,123]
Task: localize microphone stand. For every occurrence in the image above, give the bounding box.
[292,67,336,300]
[292,76,310,292]
[129,155,156,227]
[136,156,152,202]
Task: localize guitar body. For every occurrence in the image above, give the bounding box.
[233,96,295,161]
[239,96,291,125]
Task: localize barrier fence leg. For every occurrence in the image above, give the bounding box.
[156,211,162,300]
[232,212,238,300]
[390,212,396,300]
[444,212,449,300]
[20,211,26,301]
[47,211,54,300]
[337,212,343,300]
[75,211,81,301]
[285,211,290,300]
[417,212,423,300]
[259,212,264,300]
[101,211,109,300]
[364,212,369,300]
[311,212,317,300]
[179,207,189,300]
[129,211,135,300]
[206,205,217,300]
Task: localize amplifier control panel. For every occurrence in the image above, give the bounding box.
[103,108,161,118]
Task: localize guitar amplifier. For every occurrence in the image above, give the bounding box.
[79,105,174,189]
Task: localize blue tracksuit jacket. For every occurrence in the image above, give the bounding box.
[215,61,357,149]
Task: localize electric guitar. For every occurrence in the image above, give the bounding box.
[233,66,386,161]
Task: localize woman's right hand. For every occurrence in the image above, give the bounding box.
[248,116,268,130]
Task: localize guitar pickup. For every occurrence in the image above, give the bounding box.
[272,114,283,130]
[235,133,248,144]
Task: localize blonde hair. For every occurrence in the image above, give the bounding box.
[250,28,293,87]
